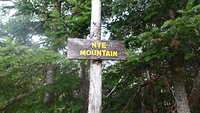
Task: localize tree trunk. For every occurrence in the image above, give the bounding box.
[44,62,56,113]
[44,0,61,112]
[88,0,102,113]
[171,55,191,113]
[141,72,145,113]
[79,61,88,113]
[173,81,190,113]
[167,9,191,113]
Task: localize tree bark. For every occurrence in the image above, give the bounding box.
[45,62,56,113]
[88,0,102,113]
[173,81,190,113]
[171,55,191,113]
[79,61,88,113]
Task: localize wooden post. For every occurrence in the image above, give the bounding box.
[67,1,125,112]
[88,0,102,113]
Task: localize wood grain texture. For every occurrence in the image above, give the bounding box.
[88,0,102,113]
[67,38,126,60]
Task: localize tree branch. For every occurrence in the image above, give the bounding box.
[15,67,36,85]
[0,87,39,112]
[106,76,124,98]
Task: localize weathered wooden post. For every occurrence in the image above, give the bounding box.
[88,0,102,113]
[67,0,125,113]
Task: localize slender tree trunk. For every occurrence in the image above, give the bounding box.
[44,62,56,113]
[44,0,61,112]
[79,61,88,113]
[141,72,145,113]
[88,0,102,113]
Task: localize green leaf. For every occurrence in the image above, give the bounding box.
[151,27,159,32]
[144,12,157,20]
[177,9,187,14]
[142,39,148,45]
[138,32,152,38]
[65,15,71,20]
[188,5,200,13]
[185,53,195,60]
[50,10,60,17]
[186,0,195,11]
[145,2,153,9]
[50,22,58,26]
[161,20,174,29]
[68,0,76,3]
[194,14,200,20]
[185,24,196,28]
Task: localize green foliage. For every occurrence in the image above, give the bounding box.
[103,0,200,112]
[1,0,200,112]
[0,37,81,112]
[0,0,91,112]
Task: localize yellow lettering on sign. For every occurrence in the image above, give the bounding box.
[80,50,86,56]
[97,50,101,56]
[102,42,106,48]
[92,42,96,48]
[97,42,101,48]
[102,50,106,56]
[80,49,118,57]
[113,51,117,56]
[86,50,91,55]
[92,50,96,56]
[106,51,110,56]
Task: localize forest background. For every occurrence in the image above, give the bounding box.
[0,0,200,112]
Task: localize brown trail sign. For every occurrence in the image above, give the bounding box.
[67,38,126,60]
